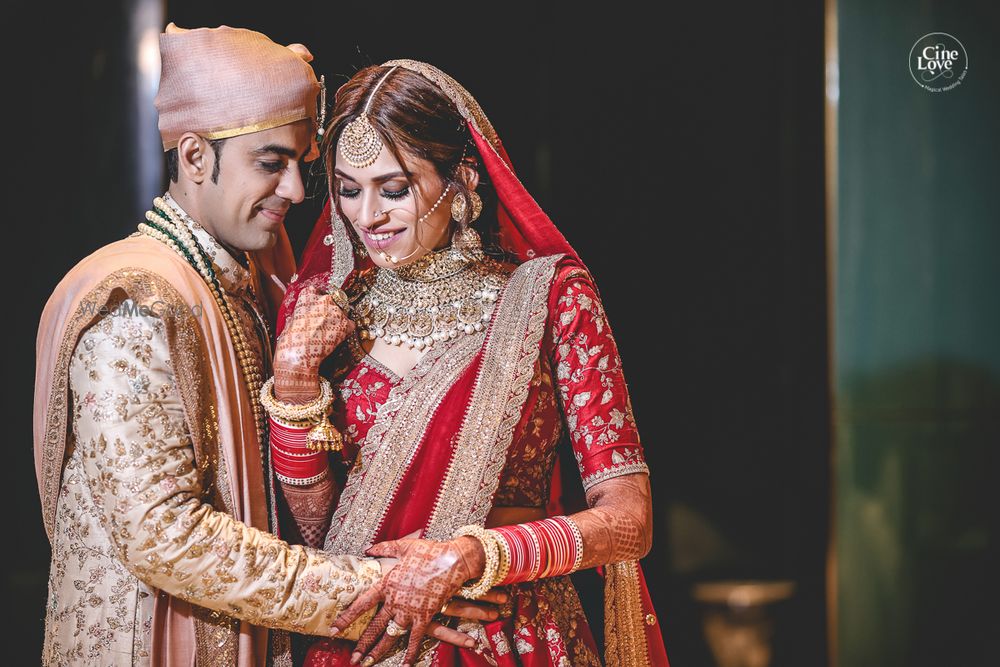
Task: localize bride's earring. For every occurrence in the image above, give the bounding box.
[467,191,482,223]
[450,192,467,223]
[450,187,483,254]
[450,190,483,225]
[452,223,482,254]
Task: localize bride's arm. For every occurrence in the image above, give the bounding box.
[448,266,653,577]
[271,285,351,547]
[569,472,653,565]
[279,476,336,548]
[550,266,653,566]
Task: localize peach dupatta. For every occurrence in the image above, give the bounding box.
[33,228,295,666]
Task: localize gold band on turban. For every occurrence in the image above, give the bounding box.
[155,23,320,158]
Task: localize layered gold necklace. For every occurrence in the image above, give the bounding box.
[352,241,508,350]
[136,196,267,459]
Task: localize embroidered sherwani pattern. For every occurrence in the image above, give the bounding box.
[41,211,380,666]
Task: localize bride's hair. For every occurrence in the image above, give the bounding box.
[321,65,508,261]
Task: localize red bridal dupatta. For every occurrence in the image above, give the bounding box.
[277,60,668,667]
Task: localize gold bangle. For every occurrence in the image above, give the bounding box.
[487,528,511,586]
[453,525,499,600]
[260,376,333,423]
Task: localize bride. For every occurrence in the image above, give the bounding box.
[265,60,668,667]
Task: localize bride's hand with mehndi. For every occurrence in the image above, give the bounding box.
[273,283,354,403]
[331,536,496,667]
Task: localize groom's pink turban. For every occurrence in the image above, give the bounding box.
[155,23,321,158]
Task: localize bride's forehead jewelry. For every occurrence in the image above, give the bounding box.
[339,65,398,168]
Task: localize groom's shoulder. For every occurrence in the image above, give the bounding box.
[59,233,199,291]
[41,233,207,326]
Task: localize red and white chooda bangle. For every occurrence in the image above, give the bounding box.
[268,416,328,486]
[490,515,583,584]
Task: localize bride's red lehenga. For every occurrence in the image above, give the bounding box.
[277,60,668,666]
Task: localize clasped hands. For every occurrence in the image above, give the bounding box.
[331,535,494,667]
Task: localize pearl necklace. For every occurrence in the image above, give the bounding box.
[137,197,267,460]
[352,244,508,350]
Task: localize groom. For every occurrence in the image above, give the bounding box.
[33,24,482,666]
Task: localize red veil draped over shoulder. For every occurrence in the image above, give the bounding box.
[278,60,667,667]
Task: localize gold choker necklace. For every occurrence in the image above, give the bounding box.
[353,244,508,350]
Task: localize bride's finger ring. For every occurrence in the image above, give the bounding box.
[386,619,407,637]
[440,602,450,615]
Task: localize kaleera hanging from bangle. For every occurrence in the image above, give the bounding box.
[260,377,343,452]
[306,417,343,452]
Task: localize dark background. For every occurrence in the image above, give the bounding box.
[4,1,830,663]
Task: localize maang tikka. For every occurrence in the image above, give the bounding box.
[339,65,398,168]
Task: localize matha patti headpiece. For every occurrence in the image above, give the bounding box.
[338,65,398,168]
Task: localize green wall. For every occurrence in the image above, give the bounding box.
[834,1,999,665]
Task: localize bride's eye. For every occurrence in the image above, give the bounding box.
[337,186,361,199]
[381,186,410,201]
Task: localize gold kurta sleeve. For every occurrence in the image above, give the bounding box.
[69,302,380,637]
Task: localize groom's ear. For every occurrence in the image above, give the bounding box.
[176,133,210,185]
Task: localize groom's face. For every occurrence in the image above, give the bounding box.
[197,119,313,253]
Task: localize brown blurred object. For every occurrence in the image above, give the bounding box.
[693,581,796,667]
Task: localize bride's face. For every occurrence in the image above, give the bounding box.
[333,145,454,269]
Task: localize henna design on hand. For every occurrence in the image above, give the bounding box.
[274,285,355,404]
[331,537,485,666]
[280,476,335,548]
[570,472,653,569]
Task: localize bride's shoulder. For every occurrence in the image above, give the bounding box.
[547,257,597,302]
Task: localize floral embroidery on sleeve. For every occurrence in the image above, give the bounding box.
[550,275,649,490]
[67,303,380,637]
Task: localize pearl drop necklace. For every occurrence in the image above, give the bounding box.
[351,245,507,351]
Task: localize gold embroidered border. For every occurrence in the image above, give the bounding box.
[383,60,499,148]
[425,254,562,538]
[604,560,652,667]
[39,267,225,540]
[162,110,313,150]
[324,331,485,555]
[581,462,651,492]
[330,211,355,291]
